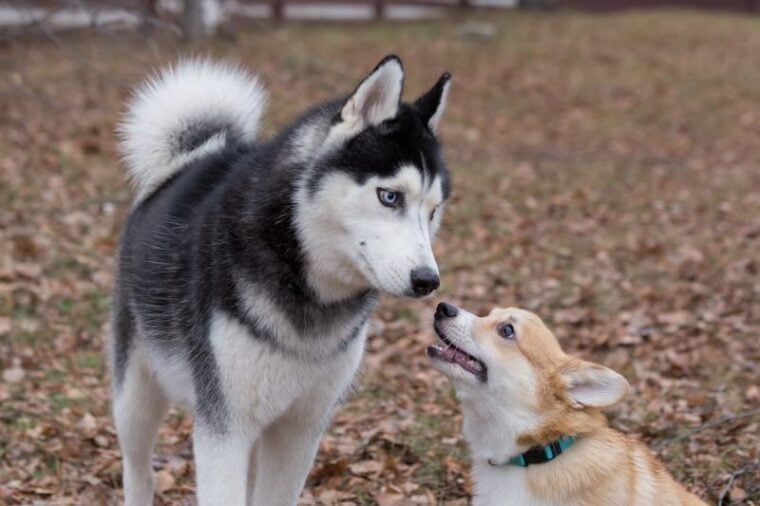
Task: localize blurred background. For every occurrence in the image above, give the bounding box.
[1,0,759,504]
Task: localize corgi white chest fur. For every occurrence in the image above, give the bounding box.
[471,462,554,506]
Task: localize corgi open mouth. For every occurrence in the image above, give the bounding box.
[427,327,487,381]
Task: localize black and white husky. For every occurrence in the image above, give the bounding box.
[112,55,451,505]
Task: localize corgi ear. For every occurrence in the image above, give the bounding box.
[560,361,629,409]
[339,55,404,133]
[413,72,451,133]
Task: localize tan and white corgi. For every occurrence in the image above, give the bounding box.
[427,302,706,506]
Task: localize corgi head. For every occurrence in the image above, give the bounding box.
[427,302,629,462]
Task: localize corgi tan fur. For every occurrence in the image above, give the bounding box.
[427,302,706,506]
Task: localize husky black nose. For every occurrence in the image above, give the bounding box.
[435,302,458,319]
[410,267,440,297]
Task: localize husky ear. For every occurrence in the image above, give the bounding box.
[339,55,404,133]
[414,72,451,133]
[560,361,629,409]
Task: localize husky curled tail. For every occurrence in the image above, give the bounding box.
[118,60,267,201]
[113,56,452,506]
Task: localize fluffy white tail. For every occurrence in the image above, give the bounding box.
[118,59,267,201]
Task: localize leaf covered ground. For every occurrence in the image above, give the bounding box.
[1,9,759,505]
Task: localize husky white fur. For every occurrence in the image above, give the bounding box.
[112,55,452,505]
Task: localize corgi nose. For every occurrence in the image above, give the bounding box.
[435,302,458,319]
[410,267,440,297]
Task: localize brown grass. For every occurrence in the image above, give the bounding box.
[1,9,759,505]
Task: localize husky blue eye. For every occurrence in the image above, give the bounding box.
[498,323,516,340]
[377,188,402,208]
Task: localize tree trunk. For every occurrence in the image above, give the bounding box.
[182,0,221,41]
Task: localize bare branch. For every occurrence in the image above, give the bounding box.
[653,408,760,451]
[718,461,760,506]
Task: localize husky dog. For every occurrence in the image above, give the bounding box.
[112,55,451,505]
[428,302,707,506]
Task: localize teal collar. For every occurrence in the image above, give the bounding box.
[489,436,576,468]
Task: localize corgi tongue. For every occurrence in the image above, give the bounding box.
[440,345,485,375]
[440,346,461,361]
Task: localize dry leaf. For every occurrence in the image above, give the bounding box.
[154,470,175,494]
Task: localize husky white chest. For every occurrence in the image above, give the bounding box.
[207,307,370,429]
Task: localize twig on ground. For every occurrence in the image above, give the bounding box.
[717,461,760,506]
[654,408,760,451]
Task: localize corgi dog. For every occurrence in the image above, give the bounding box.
[427,302,706,506]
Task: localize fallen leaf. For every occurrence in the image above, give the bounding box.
[154,470,175,494]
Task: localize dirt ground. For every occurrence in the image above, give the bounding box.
[1,8,758,505]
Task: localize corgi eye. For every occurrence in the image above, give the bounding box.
[498,323,516,340]
[377,188,402,208]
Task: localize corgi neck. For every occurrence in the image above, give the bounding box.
[470,428,628,506]
[460,393,609,470]
[488,435,576,468]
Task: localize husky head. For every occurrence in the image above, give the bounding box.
[296,56,452,301]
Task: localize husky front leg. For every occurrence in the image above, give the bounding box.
[251,337,365,505]
[250,409,327,505]
[194,425,258,506]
